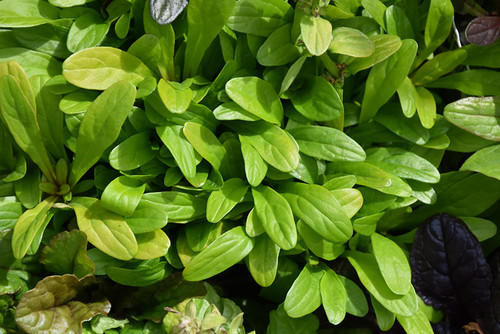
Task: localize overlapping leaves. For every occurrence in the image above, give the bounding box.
[1,0,500,333]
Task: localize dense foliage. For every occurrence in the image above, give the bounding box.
[0,0,500,333]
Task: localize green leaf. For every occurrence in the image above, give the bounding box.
[320,269,347,325]
[297,220,345,261]
[128,34,162,76]
[226,76,283,126]
[412,49,468,86]
[330,27,374,57]
[90,315,129,334]
[183,121,227,171]
[213,102,260,122]
[68,81,136,186]
[347,251,418,316]
[421,0,454,60]
[288,125,365,162]
[404,173,500,229]
[289,76,343,122]
[396,310,434,334]
[339,276,369,317]
[14,166,41,209]
[462,40,500,68]
[183,226,254,281]
[101,176,146,217]
[326,161,392,188]
[384,5,414,39]
[408,180,437,205]
[59,89,99,114]
[185,221,222,252]
[11,196,56,260]
[245,208,265,237]
[361,0,387,29]
[347,34,402,74]
[365,147,440,184]
[375,104,429,145]
[158,79,193,114]
[49,0,97,8]
[300,15,332,56]
[29,75,66,161]
[15,275,111,334]
[226,0,293,37]
[121,199,167,235]
[461,144,500,181]
[0,0,60,28]
[252,185,296,250]
[331,188,363,219]
[371,296,396,331]
[360,39,418,122]
[289,153,320,184]
[426,69,500,96]
[157,123,197,179]
[109,132,155,172]
[135,229,171,260]
[397,77,417,118]
[284,264,325,318]
[0,60,35,110]
[67,11,110,53]
[0,47,61,77]
[247,234,280,287]
[280,55,308,95]
[371,233,411,295]
[0,65,57,184]
[206,178,248,223]
[267,304,319,334]
[460,216,497,242]
[257,23,300,67]
[239,137,268,187]
[0,201,23,230]
[415,86,437,129]
[280,182,352,244]
[62,47,154,90]
[231,121,299,173]
[40,230,95,279]
[444,96,500,141]
[183,0,235,77]
[70,197,138,261]
[106,261,171,287]
[143,6,176,80]
[140,191,205,223]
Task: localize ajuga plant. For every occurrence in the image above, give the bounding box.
[0,0,500,333]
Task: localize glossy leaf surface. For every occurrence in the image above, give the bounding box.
[252,185,296,250]
[284,264,325,318]
[226,76,283,126]
[360,39,418,122]
[63,47,154,90]
[183,226,254,281]
[280,183,352,244]
[410,213,492,318]
[69,81,136,186]
[347,251,418,316]
[70,197,138,261]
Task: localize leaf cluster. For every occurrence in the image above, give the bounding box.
[0,0,499,333]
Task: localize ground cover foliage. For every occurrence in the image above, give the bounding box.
[0,0,500,333]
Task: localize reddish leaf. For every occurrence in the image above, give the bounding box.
[466,16,500,46]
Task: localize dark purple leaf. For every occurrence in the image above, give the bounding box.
[466,16,500,46]
[432,321,465,334]
[410,213,492,319]
[482,249,500,333]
